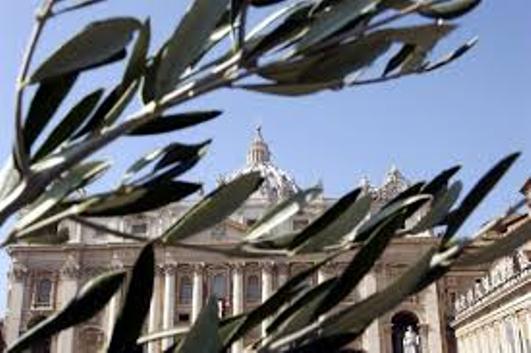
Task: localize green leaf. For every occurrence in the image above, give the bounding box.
[153,0,230,98]
[53,0,108,15]
[79,180,202,217]
[7,271,125,353]
[390,23,457,73]
[221,275,306,348]
[15,161,110,231]
[102,80,139,128]
[177,297,221,353]
[163,172,263,243]
[0,156,21,203]
[456,219,531,266]
[419,0,481,19]
[267,278,337,339]
[123,19,151,86]
[128,110,221,136]
[73,79,139,138]
[422,165,461,196]
[21,226,71,245]
[121,141,210,186]
[442,152,520,243]
[320,247,438,339]
[245,3,313,60]
[407,181,462,234]
[239,81,341,96]
[250,0,288,7]
[382,43,416,77]
[33,89,104,161]
[30,17,141,83]
[245,185,322,242]
[11,199,100,241]
[296,0,380,53]
[24,73,78,153]
[108,242,155,353]
[352,194,432,242]
[290,189,372,254]
[425,37,478,72]
[314,214,404,317]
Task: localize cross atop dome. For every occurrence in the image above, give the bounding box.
[247,125,271,165]
[223,126,299,202]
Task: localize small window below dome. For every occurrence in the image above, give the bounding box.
[293,219,309,230]
[245,218,257,227]
[131,223,148,235]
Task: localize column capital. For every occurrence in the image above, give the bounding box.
[260,262,275,272]
[9,258,28,281]
[230,262,245,271]
[164,262,177,275]
[192,262,206,272]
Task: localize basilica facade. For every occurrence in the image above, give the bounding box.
[3,128,493,353]
[452,181,531,353]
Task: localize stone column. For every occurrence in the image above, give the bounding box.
[192,263,205,323]
[277,264,289,287]
[361,270,381,353]
[57,254,81,352]
[525,310,531,353]
[232,263,244,353]
[424,282,444,353]
[4,260,27,345]
[162,263,176,350]
[261,262,274,337]
[147,266,163,353]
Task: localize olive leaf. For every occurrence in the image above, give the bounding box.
[419,0,481,19]
[30,17,141,83]
[123,18,151,86]
[289,189,372,254]
[108,242,155,353]
[153,0,230,98]
[163,172,263,243]
[295,0,380,53]
[33,88,104,161]
[7,270,126,353]
[314,214,405,317]
[78,180,202,217]
[14,161,110,231]
[24,73,78,153]
[176,297,221,353]
[127,110,221,136]
[442,152,520,244]
[121,141,211,186]
[245,185,322,242]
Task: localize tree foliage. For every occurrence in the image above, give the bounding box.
[1,0,528,352]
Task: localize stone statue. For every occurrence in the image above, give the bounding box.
[403,326,420,353]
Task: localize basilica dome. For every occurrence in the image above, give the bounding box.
[220,127,299,202]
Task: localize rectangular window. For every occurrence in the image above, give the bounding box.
[293,219,309,230]
[178,313,190,323]
[131,223,148,234]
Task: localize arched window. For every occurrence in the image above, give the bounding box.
[246,275,260,302]
[179,276,193,304]
[35,279,52,307]
[391,311,421,353]
[211,274,226,299]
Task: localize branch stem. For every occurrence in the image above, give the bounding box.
[14,0,56,178]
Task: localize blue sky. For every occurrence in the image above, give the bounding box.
[0,1,529,313]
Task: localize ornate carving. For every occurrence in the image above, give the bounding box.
[109,252,124,271]
[10,258,28,281]
[163,262,177,275]
[61,253,81,279]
